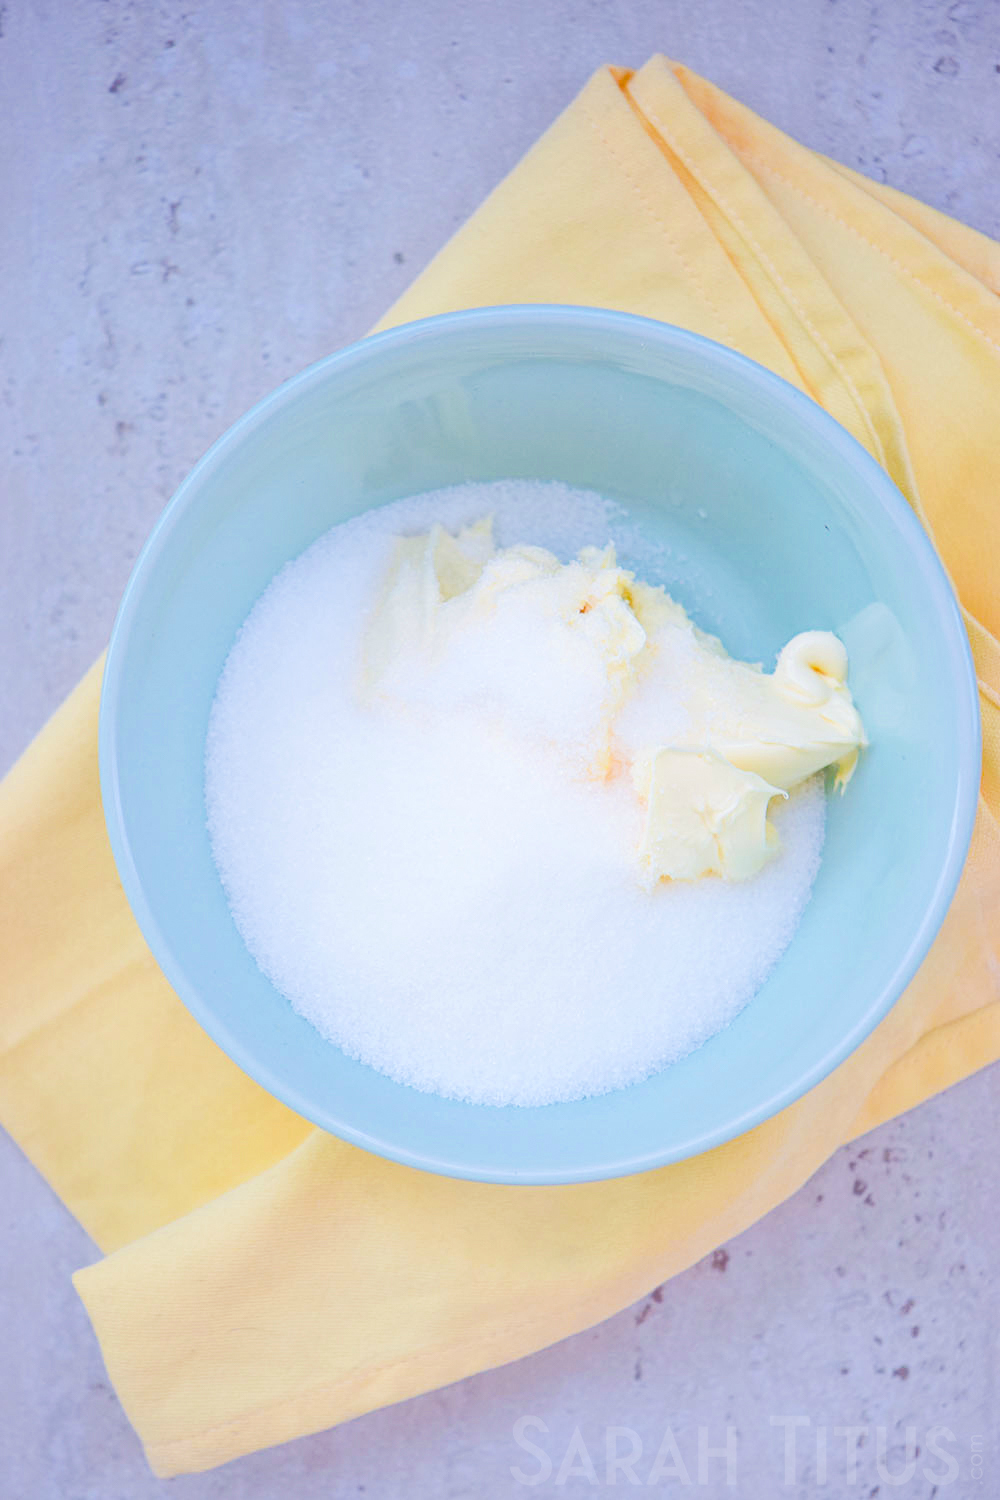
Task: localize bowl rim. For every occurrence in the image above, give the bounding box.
[100,303,982,1183]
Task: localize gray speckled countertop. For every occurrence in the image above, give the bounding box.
[2,1,998,1494]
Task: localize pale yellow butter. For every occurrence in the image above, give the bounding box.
[636,748,784,882]
[362,517,495,684]
[362,520,866,884]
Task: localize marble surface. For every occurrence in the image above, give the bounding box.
[1,0,998,1493]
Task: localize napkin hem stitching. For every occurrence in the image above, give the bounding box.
[579,102,739,348]
[634,97,889,469]
[744,155,1000,360]
[140,1301,606,1464]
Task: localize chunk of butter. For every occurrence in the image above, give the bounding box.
[636,748,784,882]
[693,629,866,792]
[362,519,867,884]
[362,517,495,684]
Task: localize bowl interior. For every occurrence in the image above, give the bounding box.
[102,307,979,1182]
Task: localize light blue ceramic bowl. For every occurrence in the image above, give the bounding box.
[101,305,980,1184]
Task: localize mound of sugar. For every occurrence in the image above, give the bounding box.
[205,481,826,1107]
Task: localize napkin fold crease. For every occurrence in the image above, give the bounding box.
[1,56,998,1476]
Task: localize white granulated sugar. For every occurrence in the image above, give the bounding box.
[206,480,826,1107]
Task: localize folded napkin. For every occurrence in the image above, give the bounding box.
[2,56,998,1477]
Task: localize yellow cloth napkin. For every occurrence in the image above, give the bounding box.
[2,57,999,1477]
